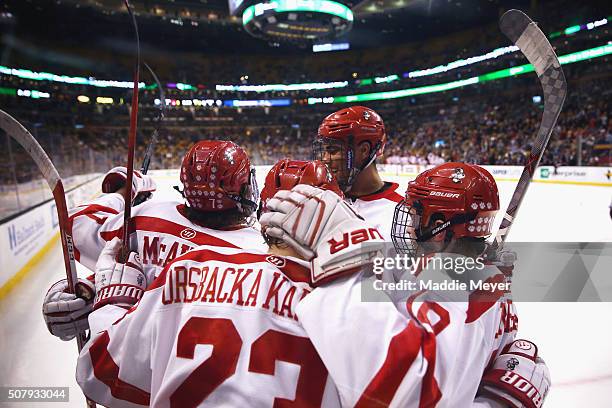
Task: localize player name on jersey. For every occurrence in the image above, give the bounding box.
[158,259,311,321]
[142,235,195,267]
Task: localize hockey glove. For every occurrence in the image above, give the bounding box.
[102,166,156,205]
[479,339,551,408]
[94,238,147,310]
[259,184,385,286]
[43,277,95,341]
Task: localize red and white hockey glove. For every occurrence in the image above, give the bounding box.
[94,238,147,310]
[42,278,95,341]
[491,250,517,278]
[479,339,551,408]
[102,166,156,204]
[259,184,385,286]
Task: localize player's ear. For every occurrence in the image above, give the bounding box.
[430,219,447,242]
[357,141,371,161]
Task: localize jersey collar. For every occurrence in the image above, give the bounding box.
[349,182,402,202]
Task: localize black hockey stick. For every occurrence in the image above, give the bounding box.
[132,63,166,206]
[491,9,567,250]
[0,110,96,408]
[140,62,166,175]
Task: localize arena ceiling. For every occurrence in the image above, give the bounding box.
[2,0,541,54]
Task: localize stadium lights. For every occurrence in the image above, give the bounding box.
[154,98,222,107]
[242,0,353,26]
[77,95,90,103]
[96,97,114,104]
[313,43,350,52]
[216,81,348,92]
[406,45,519,78]
[374,75,400,84]
[308,44,612,104]
[0,66,145,89]
[0,16,607,92]
[550,17,609,38]
[224,99,291,107]
[17,89,50,99]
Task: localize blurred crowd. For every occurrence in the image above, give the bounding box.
[1,8,609,190]
[1,66,609,190]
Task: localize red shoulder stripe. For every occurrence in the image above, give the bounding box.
[147,249,310,292]
[465,273,506,323]
[100,216,241,249]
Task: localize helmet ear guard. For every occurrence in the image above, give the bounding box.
[227,168,259,216]
[417,211,478,242]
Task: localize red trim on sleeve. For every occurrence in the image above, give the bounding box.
[465,273,506,323]
[354,182,403,203]
[88,331,150,405]
[68,204,120,262]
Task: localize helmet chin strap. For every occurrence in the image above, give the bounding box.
[173,185,185,197]
[416,212,478,242]
[345,140,382,191]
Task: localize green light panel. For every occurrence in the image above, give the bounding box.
[309,44,612,104]
[0,66,146,89]
[243,0,353,26]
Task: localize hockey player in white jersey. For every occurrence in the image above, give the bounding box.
[75,159,347,407]
[76,160,549,408]
[42,140,264,341]
[313,106,404,240]
[260,162,550,408]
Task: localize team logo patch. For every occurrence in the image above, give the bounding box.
[514,340,533,351]
[363,110,371,120]
[451,167,465,183]
[506,357,520,370]
[180,228,197,240]
[266,255,286,268]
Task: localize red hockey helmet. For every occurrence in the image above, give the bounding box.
[258,159,343,218]
[391,162,500,255]
[313,106,386,190]
[180,140,257,214]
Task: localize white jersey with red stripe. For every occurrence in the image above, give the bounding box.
[346,182,403,242]
[76,245,341,408]
[297,266,518,407]
[76,245,515,408]
[69,194,266,282]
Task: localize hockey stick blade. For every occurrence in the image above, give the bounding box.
[0,110,96,408]
[492,10,567,249]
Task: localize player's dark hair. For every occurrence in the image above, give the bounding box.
[184,205,249,229]
[451,237,487,258]
[261,229,289,249]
